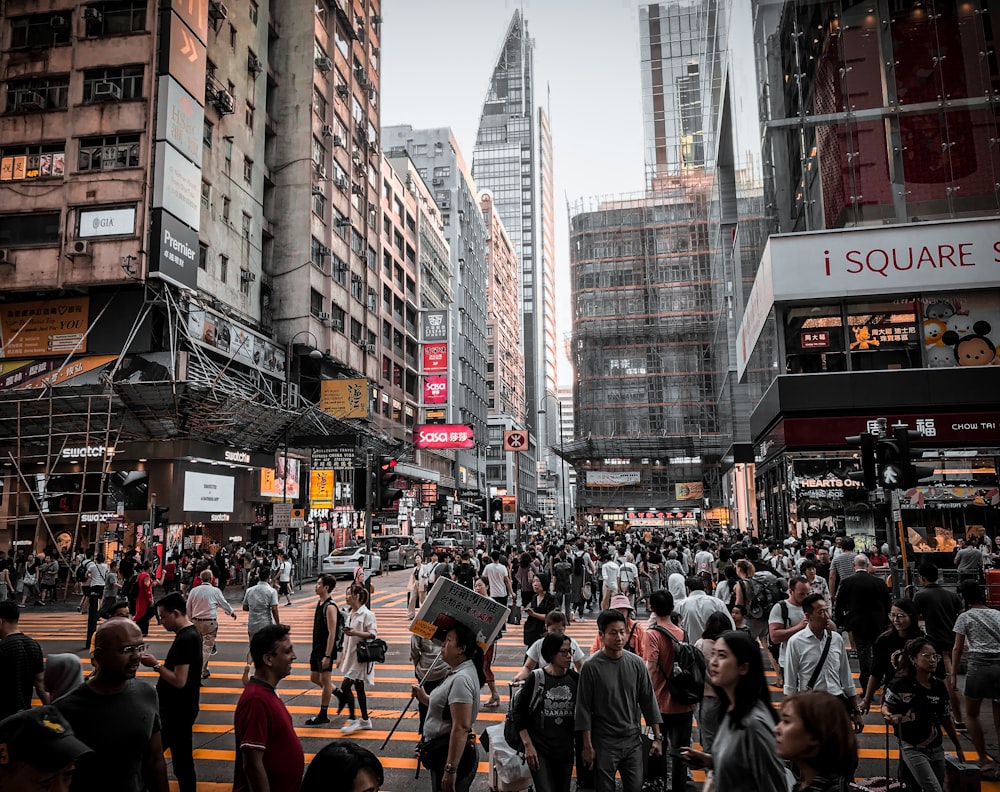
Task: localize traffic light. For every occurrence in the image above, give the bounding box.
[153,505,169,527]
[490,497,503,522]
[376,456,403,509]
[845,432,877,490]
[352,466,367,511]
[875,426,920,489]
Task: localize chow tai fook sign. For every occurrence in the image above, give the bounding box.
[414,424,475,449]
[422,342,448,373]
[422,375,448,405]
[737,217,1000,379]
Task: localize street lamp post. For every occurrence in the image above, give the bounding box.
[282,330,322,568]
[538,392,569,534]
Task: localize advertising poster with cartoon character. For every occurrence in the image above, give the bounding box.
[923,293,1000,367]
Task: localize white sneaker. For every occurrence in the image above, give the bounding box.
[341,720,359,734]
[357,718,372,730]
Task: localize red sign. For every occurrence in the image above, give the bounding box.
[414,424,475,449]
[780,412,1000,448]
[422,343,448,373]
[422,375,448,404]
[800,331,830,349]
[503,430,528,451]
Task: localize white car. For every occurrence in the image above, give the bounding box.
[321,546,382,579]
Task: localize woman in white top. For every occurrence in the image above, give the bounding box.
[338,584,378,734]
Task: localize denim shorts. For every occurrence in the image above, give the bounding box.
[964,657,1000,700]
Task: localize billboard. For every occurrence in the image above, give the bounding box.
[150,209,199,291]
[182,471,235,513]
[586,471,641,487]
[152,143,201,231]
[414,424,475,449]
[187,307,285,377]
[260,458,300,500]
[319,379,370,419]
[310,470,335,509]
[422,342,448,373]
[0,297,89,358]
[155,75,204,166]
[422,375,448,405]
[422,310,448,342]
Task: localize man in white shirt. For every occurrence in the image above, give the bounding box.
[767,576,809,689]
[783,593,864,732]
[272,552,294,607]
[482,551,514,607]
[187,569,237,679]
[600,552,620,610]
[677,576,733,641]
[616,551,640,610]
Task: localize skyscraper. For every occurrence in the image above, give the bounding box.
[472,11,557,525]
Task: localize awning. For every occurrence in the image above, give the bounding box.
[395,462,440,483]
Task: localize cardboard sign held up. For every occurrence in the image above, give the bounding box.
[410,577,509,649]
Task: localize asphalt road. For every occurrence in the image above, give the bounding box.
[16,570,1000,791]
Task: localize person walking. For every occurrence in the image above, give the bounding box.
[523,572,558,648]
[884,637,965,791]
[914,561,966,728]
[576,608,663,792]
[407,555,425,620]
[273,552,294,607]
[233,623,304,792]
[512,631,578,792]
[952,579,1000,778]
[133,561,155,636]
[860,598,924,715]
[338,584,378,734]
[827,536,856,605]
[186,568,237,680]
[767,576,810,690]
[693,612,732,752]
[305,574,341,726]
[783,594,865,733]
[139,592,202,792]
[0,600,48,721]
[680,630,786,792]
[678,575,733,644]
[833,554,891,694]
[483,550,515,609]
[411,622,485,792]
[645,589,696,792]
[38,554,59,604]
[54,617,169,792]
[776,691,859,792]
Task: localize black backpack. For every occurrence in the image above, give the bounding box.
[333,606,347,657]
[573,553,586,576]
[75,562,91,583]
[503,668,546,752]
[651,625,706,705]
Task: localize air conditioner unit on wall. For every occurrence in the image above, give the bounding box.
[365,343,376,355]
[68,240,91,258]
[317,311,331,321]
[315,57,333,73]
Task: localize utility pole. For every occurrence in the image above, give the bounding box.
[364,450,374,557]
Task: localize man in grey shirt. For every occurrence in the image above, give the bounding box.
[242,570,279,639]
[576,608,662,792]
[956,537,984,583]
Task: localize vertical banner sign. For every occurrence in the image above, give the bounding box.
[421,310,448,342]
[422,342,448,372]
[151,1,207,288]
[422,375,448,405]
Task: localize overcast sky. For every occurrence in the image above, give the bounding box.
[381,0,652,385]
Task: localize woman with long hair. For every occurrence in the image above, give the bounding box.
[680,629,786,792]
[133,560,154,635]
[860,597,923,714]
[337,584,378,734]
[474,575,501,708]
[776,690,858,792]
[412,622,485,792]
[694,611,734,752]
[301,740,383,792]
[883,637,965,791]
[952,579,1000,778]
[523,571,557,648]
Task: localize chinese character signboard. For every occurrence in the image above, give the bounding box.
[320,379,369,419]
[0,298,89,358]
[800,331,830,349]
[422,342,448,372]
[422,310,448,342]
[414,424,475,449]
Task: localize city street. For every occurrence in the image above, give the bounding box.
[17,570,1000,791]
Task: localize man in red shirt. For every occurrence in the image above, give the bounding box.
[233,624,304,792]
[644,589,696,792]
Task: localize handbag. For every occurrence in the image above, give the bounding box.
[419,729,477,776]
[356,637,388,664]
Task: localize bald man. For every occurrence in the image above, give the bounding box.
[833,553,891,694]
[53,618,168,792]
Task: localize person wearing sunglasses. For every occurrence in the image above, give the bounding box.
[53,617,169,792]
[883,637,964,792]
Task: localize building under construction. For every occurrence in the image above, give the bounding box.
[566,175,725,530]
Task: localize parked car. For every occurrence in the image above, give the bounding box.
[371,534,419,569]
[320,545,382,579]
[440,529,473,550]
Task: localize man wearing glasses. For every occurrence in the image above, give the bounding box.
[53,617,169,792]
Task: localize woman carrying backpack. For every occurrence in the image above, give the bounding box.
[511,631,578,792]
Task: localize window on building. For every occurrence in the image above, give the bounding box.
[312,137,326,171]
[240,269,252,295]
[331,303,346,331]
[5,76,70,112]
[245,102,254,128]
[219,254,229,283]
[310,289,324,317]
[82,66,144,102]
[203,119,213,148]
[84,1,147,36]
[311,236,326,265]
[332,254,347,285]
[11,13,72,48]
[241,212,251,239]
[222,196,230,222]
[198,242,208,270]
[333,209,348,239]
[243,156,253,184]
[350,318,363,343]
[77,134,140,171]
[312,190,325,218]
[1,143,65,180]
[229,22,237,49]
[313,87,327,121]
[201,180,211,209]
[784,305,846,374]
[249,1,258,25]
[847,299,921,371]
[0,212,60,246]
[351,274,364,303]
